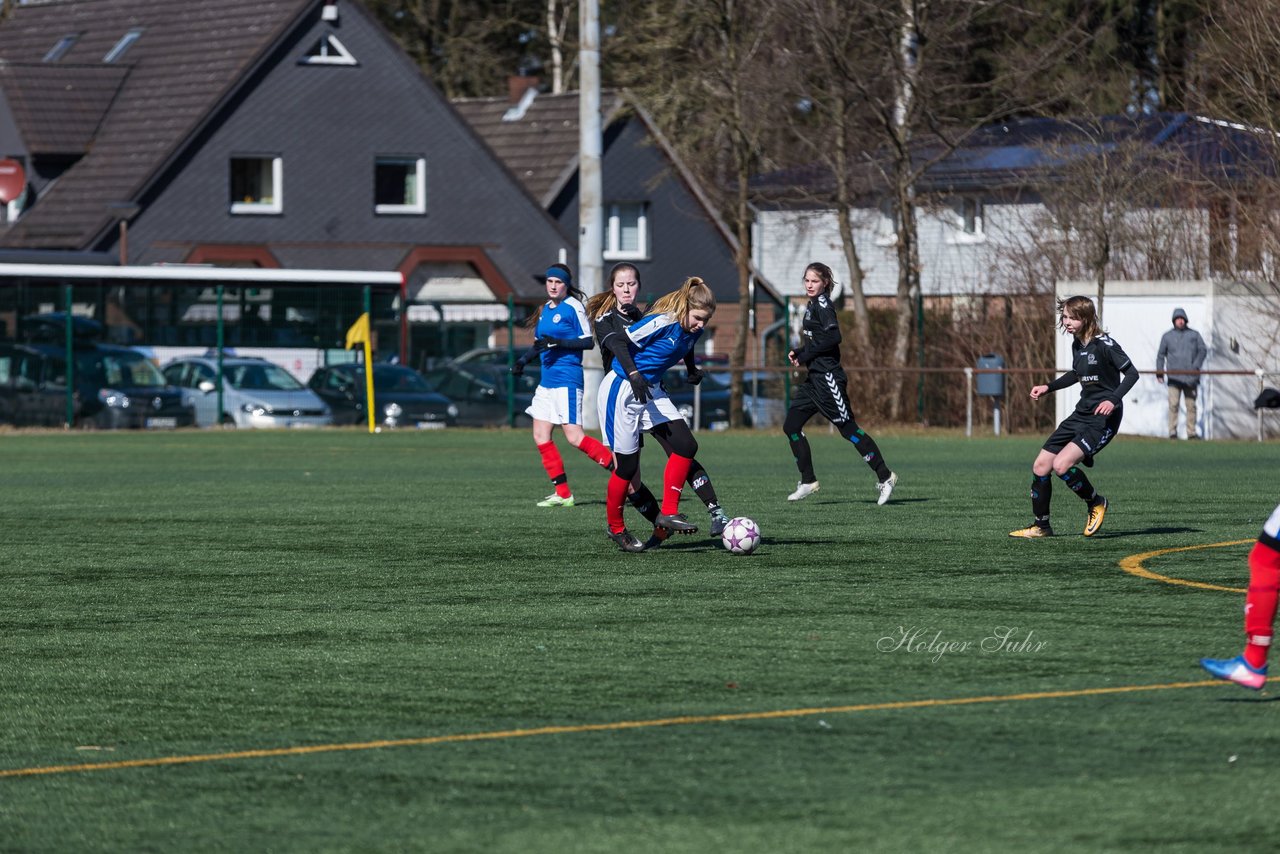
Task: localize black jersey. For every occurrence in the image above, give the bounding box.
[1066,334,1135,413]
[794,293,843,374]
[593,303,644,374]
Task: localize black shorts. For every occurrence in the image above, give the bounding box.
[1043,407,1123,457]
[791,369,855,425]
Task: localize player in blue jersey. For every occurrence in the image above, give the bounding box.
[597,276,715,549]
[783,262,897,506]
[587,264,731,551]
[1010,295,1139,538]
[511,263,615,507]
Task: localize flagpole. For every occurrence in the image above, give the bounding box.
[363,286,375,434]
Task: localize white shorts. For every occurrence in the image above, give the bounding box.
[597,372,682,455]
[525,385,584,425]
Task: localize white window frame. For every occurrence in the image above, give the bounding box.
[374,157,426,215]
[103,28,143,63]
[603,202,649,260]
[300,33,357,66]
[229,156,283,215]
[946,197,986,244]
[874,199,899,247]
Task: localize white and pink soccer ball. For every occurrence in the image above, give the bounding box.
[721,516,761,555]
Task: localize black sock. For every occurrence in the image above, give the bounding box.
[688,461,719,512]
[1031,473,1053,527]
[787,431,815,483]
[848,428,892,481]
[1058,466,1097,504]
[628,484,660,524]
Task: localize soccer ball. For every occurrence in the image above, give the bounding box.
[721,516,761,555]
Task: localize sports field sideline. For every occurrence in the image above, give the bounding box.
[2,429,1277,852]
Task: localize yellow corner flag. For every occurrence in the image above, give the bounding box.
[345,313,377,434]
[345,313,370,350]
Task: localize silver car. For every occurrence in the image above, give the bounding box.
[162,356,332,428]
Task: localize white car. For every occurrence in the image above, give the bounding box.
[162,356,332,428]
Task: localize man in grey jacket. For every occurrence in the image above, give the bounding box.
[1156,307,1208,439]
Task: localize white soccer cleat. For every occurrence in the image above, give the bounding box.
[787,481,820,501]
[536,493,575,507]
[876,471,897,506]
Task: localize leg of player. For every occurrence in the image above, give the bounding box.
[605,450,646,553]
[1052,442,1107,537]
[563,423,615,472]
[836,419,896,505]
[652,420,699,534]
[532,419,573,507]
[1010,449,1057,538]
[783,407,820,501]
[1201,539,1280,690]
[650,428,728,536]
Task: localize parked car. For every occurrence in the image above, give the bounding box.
[308,362,457,429]
[163,355,332,428]
[422,359,535,427]
[1,315,194,429]
[660,369,752,430]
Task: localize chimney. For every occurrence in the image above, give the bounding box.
[322,1,338,22]
[508,75,539,104]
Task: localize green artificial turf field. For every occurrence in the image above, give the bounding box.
[1,428,1277,852]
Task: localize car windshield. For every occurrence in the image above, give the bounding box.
[371,366,433,393]
[227,363,304,391]
[77,350,167,388]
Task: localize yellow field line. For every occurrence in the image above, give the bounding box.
[0,680,1223,779]
[1119,540,1252,593]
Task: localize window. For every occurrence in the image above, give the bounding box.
[300,34,357,66]
[947,197,985,244]
[374,157,426,214]
[43,33,79,62]
[604,202,648,260]
[230,157,283,214]
[875,199,899,246]
[103,29,143,63]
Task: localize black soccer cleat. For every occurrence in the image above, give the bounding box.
[607,527,647,553]
[655,512,698,534]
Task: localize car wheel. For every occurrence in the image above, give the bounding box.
[219,413,237,428]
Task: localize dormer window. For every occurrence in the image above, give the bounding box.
[300,33,357,66]
[43,34,79,62]
[103,29,143,63]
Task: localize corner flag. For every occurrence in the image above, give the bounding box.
[345,313,376,434]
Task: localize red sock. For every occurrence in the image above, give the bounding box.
[1244,541,1280,668]
[577,435,614,470]
[537,441,571,498]
[661,454,694,515]
[606,473,630,533]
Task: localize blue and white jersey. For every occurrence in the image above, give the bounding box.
[615,312,703,384]
[535,296,592,390]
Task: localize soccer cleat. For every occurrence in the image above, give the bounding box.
[1009,525,1053,538]
[876,471,898,506]
[1200,655,1267,690]
[787,481,820,501]
[536,493,575,507]
[1084,496,1108,537]
[655,512,699,534]
[643,526,672,550]
[606,527,647,553]
[709,508,730,538]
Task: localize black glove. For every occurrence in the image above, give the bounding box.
[510,360,525,376]
[686,365,703,386]
[534,337,553,351]
[628,371,651,404]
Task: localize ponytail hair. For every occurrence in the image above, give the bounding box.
[647,276,716,330]
[1057,295,1101,342]
[524,262,583,329]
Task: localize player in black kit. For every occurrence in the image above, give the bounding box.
[1010,295,1139,539]
[783,262,897,505]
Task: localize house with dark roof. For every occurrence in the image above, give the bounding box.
[453,87,785,362]
[0,0,571,362]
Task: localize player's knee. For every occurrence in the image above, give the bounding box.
[614,452,640,481]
